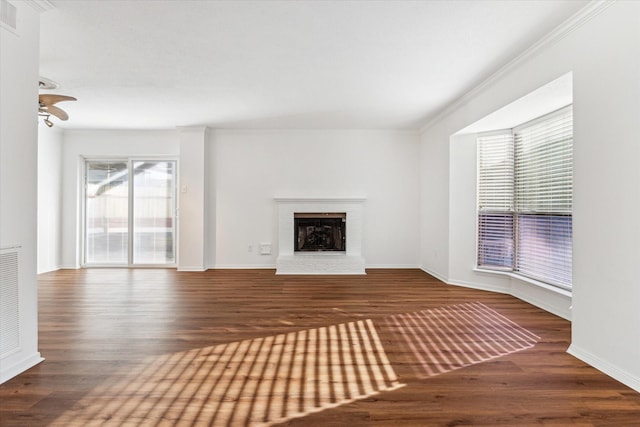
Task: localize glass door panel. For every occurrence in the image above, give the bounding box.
[132,161,176,264]
[85,161,129,264]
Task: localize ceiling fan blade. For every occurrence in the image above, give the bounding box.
[43,105,69,121]
[38,94,77,106]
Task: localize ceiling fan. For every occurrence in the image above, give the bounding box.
[38,79,76,127]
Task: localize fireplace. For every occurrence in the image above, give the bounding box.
[294,213,346,252]
[274,197,366,274]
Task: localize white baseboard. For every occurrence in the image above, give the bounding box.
[447,277,510,294]
[209,264,421,270]
[511,285,571,320]
[568,344,640,393]
[210,264,276,270]
[427,267,571,321]
[419,266,449,283]
[37,266,61,275]
[176,266,208,272]
[366,264,420,269]
[0,353,44,385]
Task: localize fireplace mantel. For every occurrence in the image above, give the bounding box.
[274,197,366,274]
[274,197,366,204]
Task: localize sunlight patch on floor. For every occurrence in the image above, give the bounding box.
[385,301,540,379]
[50,318,403,426]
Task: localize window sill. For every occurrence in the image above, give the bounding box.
[473,268,572,298]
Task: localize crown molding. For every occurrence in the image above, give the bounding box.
[419,0,616,134]
[176,125,210,133]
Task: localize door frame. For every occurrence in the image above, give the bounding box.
[81,156,178,268]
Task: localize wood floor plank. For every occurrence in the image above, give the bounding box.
[0,269,638,426]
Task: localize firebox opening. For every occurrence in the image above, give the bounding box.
[294,212,346,252]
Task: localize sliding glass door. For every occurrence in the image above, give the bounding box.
[85,161,130,264]
[85,159,176,266]
[132,161,175,264]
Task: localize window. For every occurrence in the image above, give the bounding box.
[477,106,573,290]
[85,159,177,266]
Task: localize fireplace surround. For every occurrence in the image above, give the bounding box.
[275,197,366,274]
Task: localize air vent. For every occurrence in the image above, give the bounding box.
[0,246,21,357]
[0,0,17,34]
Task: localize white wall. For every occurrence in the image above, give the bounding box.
[419,118,450,282]
[569,3,640,392]
[38,126,63,273]
[177,127,209,271]
[56,129,419,270]
[0,1,44,383]
[60,130,179,268]
[210,129,420,269]
[420,2,640,391]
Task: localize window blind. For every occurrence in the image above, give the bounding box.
[514,106,573,289]
[478,132,514,212]
[477,105,573,290]
[477,132,514,269]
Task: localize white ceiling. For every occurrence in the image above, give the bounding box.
[39,0,588,130]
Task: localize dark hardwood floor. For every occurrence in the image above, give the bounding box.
[1,269,638,426]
